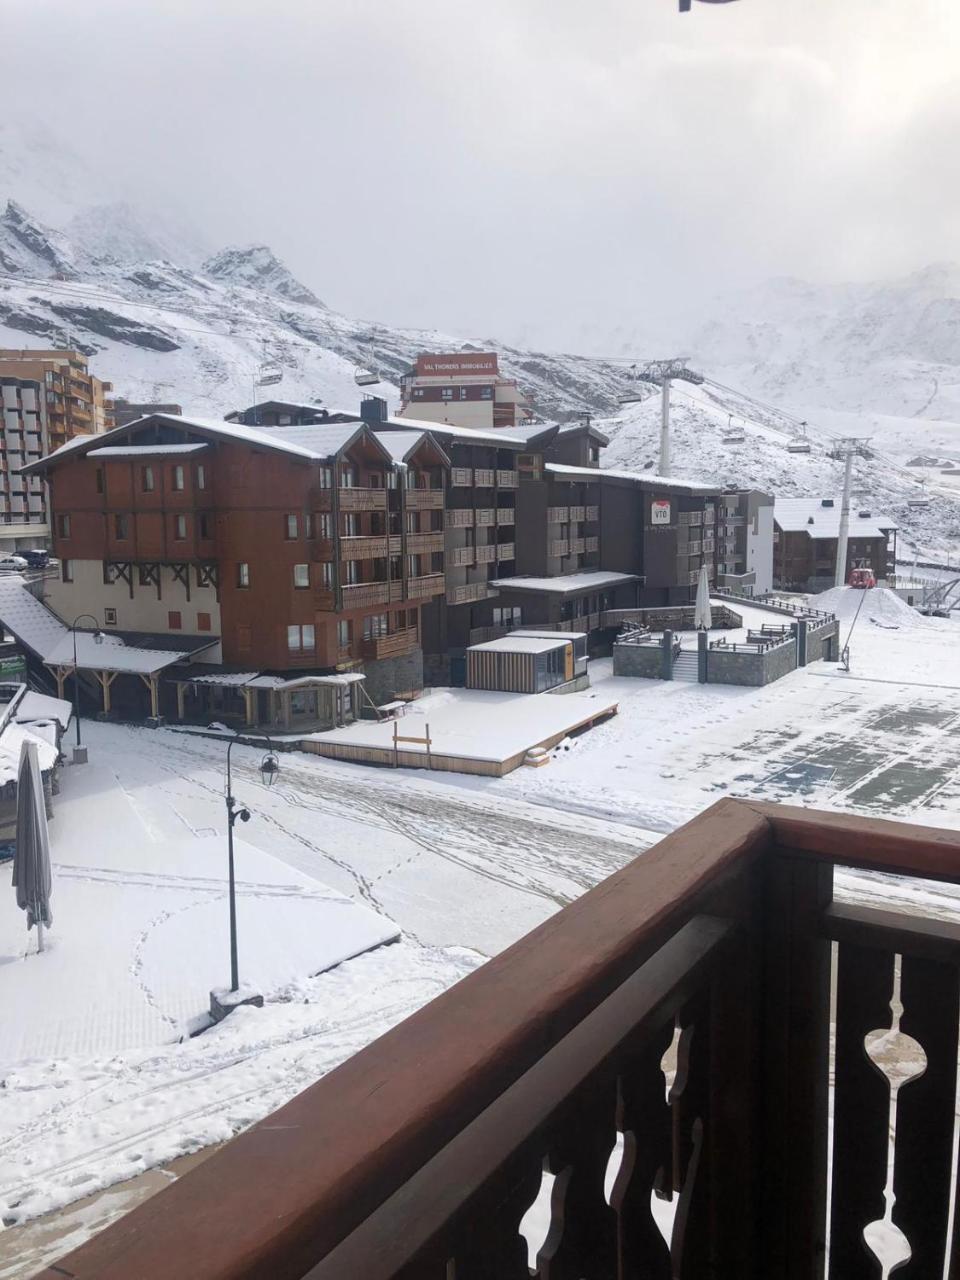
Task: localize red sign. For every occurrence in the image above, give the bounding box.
[415,352,499,377]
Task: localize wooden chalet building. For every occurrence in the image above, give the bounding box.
[23,413,450,729]
[774,497,898,592]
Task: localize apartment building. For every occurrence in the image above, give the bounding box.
[0,349,113,447]
[398,352,533,431]
[24,412,451,728]
[716,490,774,596]
[0,376,50,552]
[773,498,898,592]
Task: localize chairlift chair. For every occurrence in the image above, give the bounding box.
[787,441,811,454]
[355,369,380,387]
[256,362,283,387]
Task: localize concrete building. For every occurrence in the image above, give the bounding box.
[398,352,533,431]
[717,490,775,596]
[773,497,898,592]
[0,349,113,447]
[113,400,182,429]
[0,375,49,552]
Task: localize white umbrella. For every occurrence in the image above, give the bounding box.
[694,564,712,631]
[12,739,52,953]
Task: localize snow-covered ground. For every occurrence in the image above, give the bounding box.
[2,589,959,1271]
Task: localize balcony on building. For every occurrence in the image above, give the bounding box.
[359,625,420,661]
[49,801,960,1280]
[338,487,388,513]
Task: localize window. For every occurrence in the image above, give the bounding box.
[390,555,402,581]
[174,515,187,540]
[199,513,211,540]
[95,467,104,494]
[362,613,388,640]
[337,619,351,647]
[285,513,298,539]
[172,465,185,491]
[340,467,356,488]
[386,470,398,490]
[317,512,333,539]
[319,466,333,489]
[481,387,494,400]
[237,562,250,588]
[343,513,359,537]
[405,511,418,533]
[293,563,310,588]
[494,606,523,627]
[141,465,155,492]
[441,388,454,400]
[168,610,182,630]
[114,513,129,540]
[61,559,73,584]
[57,514,70,538]
[196,464,206,490]
[286,624,315,653]
[320,561,334,588]
[103,607,117,627]
[197,611,211,632]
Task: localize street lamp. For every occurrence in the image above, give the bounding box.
[71,614,105,762]
[224,732,280,993]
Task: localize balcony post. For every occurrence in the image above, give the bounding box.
[758,852,833,1278]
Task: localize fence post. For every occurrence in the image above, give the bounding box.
[661,629,674,681]
[697,629,708,683]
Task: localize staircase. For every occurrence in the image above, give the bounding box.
[672,649,700,682]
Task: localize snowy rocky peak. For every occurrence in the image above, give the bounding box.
[202,244,322,307]
[65,202,208,271]
[0,200,78,278]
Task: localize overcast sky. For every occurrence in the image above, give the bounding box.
[3,0,960,353]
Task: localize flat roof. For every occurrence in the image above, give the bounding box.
[468,635,571,655]
[489,571,638,596]
[511,629,588,641]
[546,463,717,495]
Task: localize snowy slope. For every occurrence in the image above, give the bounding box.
[599,380,960,559]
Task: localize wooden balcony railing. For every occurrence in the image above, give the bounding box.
[497,542,515,560]
[585,505,600,521]
[547,506,569,524]
[445,508,474,528]
[339,488,388,513]
[474,544,496,565]
[340,581,390,608]
[406,531,444,554]
[451,467,473,487]
[496,469,518,488]
[407,573,445,599]
[496,507,515,525]
[359,627,419,660]
[569,505,586,522]
[51,802,960,1280]
[474,468,495,487]
[406,488,444,511]
[449,581,495,605]
[449,546,475,568]
[585,535,599,552]
[340,534,389,559]
[475,508,496,526]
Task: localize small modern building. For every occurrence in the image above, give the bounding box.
[717,490,775,596]
[466,633,580,694]
[773,498,898,592]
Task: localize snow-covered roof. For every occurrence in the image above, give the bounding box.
[373,429,450,466]
[16,690,72,731]
[547,463,717,494]
[555,421,610,443]
[774,498,898,539]
[23,413,386,474]
[468,635,571,655]
[511,629,589,641]
[87,443,210,458]
[370,413,531,448]
[489,571,639,595]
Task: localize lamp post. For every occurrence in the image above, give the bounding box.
[224,732,280,994]
[70,614,104,763]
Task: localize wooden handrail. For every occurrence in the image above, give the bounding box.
[38,799,768,1280]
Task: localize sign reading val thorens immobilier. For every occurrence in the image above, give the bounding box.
[415,354,499,377]
[651,499,671,525]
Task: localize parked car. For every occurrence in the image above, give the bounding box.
[20,549,49,568]
[0,555,28,572]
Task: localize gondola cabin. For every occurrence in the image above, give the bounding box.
[466,633,584,694]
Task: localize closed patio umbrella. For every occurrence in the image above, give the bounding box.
[694,563,713,631]
[12,738,52,953]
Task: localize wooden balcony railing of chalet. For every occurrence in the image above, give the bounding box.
[338,488,388,513]
[448,580,494,605]
[445,508,474,529]
[474,468,495,487]
[406,488,444,511]
[359,627,419,660]
[497,542,515,560]
[496,506,516,525]
[451,467,473,487]
[550,539,570,557]
[407,573,445,599]
[407,531,445,555]
[340,534,390,560]
[45,802,960,1280]
[340,580,390,608]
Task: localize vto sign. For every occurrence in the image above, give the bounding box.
[651,499,671,525]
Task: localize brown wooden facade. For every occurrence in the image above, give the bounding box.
[774,525,898,592]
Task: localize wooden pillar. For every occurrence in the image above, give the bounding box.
[149,676,159,719]
[176,682,186,722]
[243,687,256,726]
[51,666,66,699]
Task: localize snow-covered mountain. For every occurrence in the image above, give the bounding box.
[598,380,960,560]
